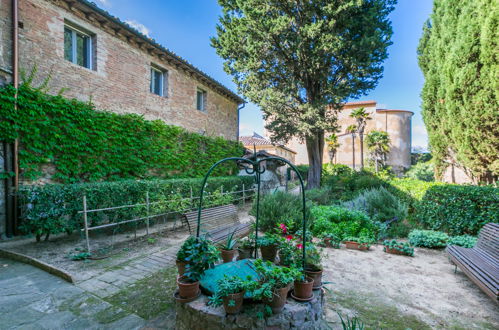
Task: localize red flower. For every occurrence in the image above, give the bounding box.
[286,235,293,241]
[296,243,303,249]
[279,223,287,234]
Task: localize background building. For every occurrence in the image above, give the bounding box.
[240,133,296,165]
[284,101,413,174]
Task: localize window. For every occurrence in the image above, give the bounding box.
[64,25,93,69]
[150,67,167,97]
[196,88,207,111]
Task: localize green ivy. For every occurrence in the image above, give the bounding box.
[0,84,244,182]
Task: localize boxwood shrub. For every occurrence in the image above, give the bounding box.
[414,185,498,235]
[18,176,255,241]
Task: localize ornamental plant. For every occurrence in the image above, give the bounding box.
[208,275,257,307]
[257,232,283,247]
[238,235,255,250]
[218,230,237,251]
[408,230,448,249]
[343,236,374,249]
[183,236,220,282]
[252,260,300,301]
[383,240,414,256]
[447,235,477,248]
[320,232,341,249]
[176,236,198,262]
[278,239,300,267]
[304,243,324,271]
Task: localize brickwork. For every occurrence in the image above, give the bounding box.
[0,0,13,85]
[16,0,240,140]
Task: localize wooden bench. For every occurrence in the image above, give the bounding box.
[447,223,499,302]
[182,204,251,243]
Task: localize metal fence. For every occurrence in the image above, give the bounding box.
[78,185,256,252]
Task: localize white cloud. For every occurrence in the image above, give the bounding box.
[94,0,111,7]
[124,20,150,37]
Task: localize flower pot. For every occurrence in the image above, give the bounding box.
[177,276,200,299]
[176,260,187,277]
[264,286,288,314]
[221,249,237,263]
[384,247,408,256]
[344,241,369,251]
[237,247,253,260]
[305,268,323,289]
[293,277,314,299]
[222,291,245,314]
[260,244,278,262]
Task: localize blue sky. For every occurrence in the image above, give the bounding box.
[95,0,433,148]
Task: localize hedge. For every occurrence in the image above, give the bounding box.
[0,83,244,182]
[18,176,255,241]
[414,185,498,235]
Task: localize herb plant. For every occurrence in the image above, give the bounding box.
[208,275,256,307]
[252,260,300,301]
[383,239,414,256]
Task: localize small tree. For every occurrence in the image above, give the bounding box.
[366,130,391,172]
[325,134,340,164]
[350,107,371,169]
[346,124,358,170]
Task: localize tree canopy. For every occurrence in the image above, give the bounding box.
[212,0,396,187]
[418,0,498,183]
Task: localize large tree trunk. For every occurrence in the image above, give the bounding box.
[305,130,325,189]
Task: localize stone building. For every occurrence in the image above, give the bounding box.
[0,0,244,237]
[285,101,413,174]
[240,133,296,165]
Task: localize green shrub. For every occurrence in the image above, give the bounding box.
[386,178,443,209]
[18,176,254,241]
[415,185,498,235]
[408,230,449,248]
[295,164,309,181]
[447,235,477,248]
[0,84,244,182]
[306,187,333,205]
[404,162,434,182]
[250,191,311,233]
[342,187,408,223]
[310,205,378,240]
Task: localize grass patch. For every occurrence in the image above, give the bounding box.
[104,266,178,320]
[328,290,431,330]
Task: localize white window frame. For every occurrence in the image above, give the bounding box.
[196,88,207,112]
[64,24,93,69]
[150,66,167,97]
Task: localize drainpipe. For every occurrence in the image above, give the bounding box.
[236,102,246,141]
[11,0,19,235]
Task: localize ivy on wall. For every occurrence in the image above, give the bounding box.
[0,84,244,182]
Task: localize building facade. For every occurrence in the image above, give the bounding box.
[285,101,413,174]
[240,133,297,165]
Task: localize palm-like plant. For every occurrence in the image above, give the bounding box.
[365,130,391,172]
[350,107,371,169]
[346,124,357,170]
[325,134,340,164]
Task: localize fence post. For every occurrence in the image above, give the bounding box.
[146,191,150,235]
[242,184,245,207]
[83,195,90,253]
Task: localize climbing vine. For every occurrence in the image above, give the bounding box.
[0,84,244,182]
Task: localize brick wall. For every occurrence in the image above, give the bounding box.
[17,0,239,140]
[0,0,13,85]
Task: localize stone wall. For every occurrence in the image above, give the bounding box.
[16,0,240,140]
[0,143,5,238]
[0,0,13,85]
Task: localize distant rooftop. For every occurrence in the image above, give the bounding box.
[239,133,296,154]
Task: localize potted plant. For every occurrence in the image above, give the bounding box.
[252,259,298,314]
[237,235,254,260]
[304,243,324,289]
[208,275,256,314]
[278,238,299,267]
[176,236,197,276]
[343,236,373,251]
[321,232,341,248]
[219,230,237,263]
[293,271,314,300]
[177,236,220,300]
[383,239,414,256]
[257,232,282,262]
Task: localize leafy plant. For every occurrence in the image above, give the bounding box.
[208,275,256,307]
[147,237,157,244]
[447,235,477,248]
[183,236,220,281]
[343,236,374,248]
[383,239,414,256]
[219,230,237,250]
[238,235,255,250]
[304,243,323,271]
[320,232,341,248]
[257,232,283,247]
[408,230,448,248]
[252,260,300,301]
[306,187,333,205]
[338,313,365,330]
[176,236,198,262]
[278,239,300,267]
[405,161,434,182]
[69,252,92,261]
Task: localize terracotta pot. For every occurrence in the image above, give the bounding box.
[177,276,199,299]
[221,249,237,263]
[222,291,245,314]
[344,241,369,251]
[260,244,278,262]
[305,268,323,289]
[264,286,288,314]
[293,277,314,299]
[237,247,253,260]
[384,247,407,256]
[176,260,187,277]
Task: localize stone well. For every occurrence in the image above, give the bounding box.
[175,288,326,330]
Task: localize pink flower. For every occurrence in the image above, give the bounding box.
[286,235,293,241]
[296,243,303,249]
[279,223,287,234]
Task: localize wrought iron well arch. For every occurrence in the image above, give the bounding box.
[195,152,308,270]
